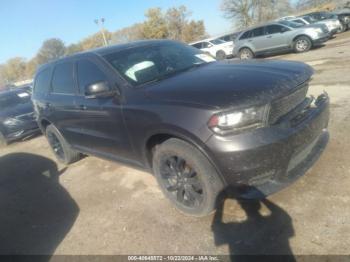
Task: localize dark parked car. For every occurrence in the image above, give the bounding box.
[0,89,39,147]
[32,40,330,216]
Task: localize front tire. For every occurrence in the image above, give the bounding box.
[152,138,224,217]
[0,131,8,148]
[216,50,226,60]
[293,36,312,53]
[46,125,81,165]
[239,48,254,60]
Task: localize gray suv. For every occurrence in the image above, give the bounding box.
[233,20,330,59]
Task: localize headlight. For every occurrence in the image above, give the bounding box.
[3,118,21,126]
[208,105,270,135]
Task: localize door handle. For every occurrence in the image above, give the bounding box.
[267,36,272,38]
[78,105,87,111]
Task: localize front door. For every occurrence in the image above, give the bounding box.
[262,25,290,51]
[72,57,135,163]
[248,27,266,53]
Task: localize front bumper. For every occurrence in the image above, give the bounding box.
[4,121,40,142]
[205,93,330,198]
[313,35,330,45]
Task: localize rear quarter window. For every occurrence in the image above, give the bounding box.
[51,62,75,95]
[34,68,52,95]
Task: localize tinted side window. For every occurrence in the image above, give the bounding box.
[251,27,264,37]
[34,68,51,95]
[311,13,321,20]
[265,25,285,34]
[240,31,251,40]
[192,43,202,49]
[202,42,210,48]
[77,60,108,93]
[51,62,75,94]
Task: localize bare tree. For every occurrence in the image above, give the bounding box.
[36,38,66,65]
[166,5,191,40]
[221,0,293,28]
[221,0,257,28]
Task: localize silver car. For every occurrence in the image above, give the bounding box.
[233,20,330,60]
[300,12,342,34]
[279,15,342,35]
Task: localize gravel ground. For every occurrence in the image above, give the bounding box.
[1,31,350,256]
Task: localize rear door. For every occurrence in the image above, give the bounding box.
[247,27,266,52]
[47,61,79,144]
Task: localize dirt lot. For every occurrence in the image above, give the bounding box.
[1,32,350,256]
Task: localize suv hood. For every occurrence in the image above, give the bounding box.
[145,60,313,109]
[304,23,328,32]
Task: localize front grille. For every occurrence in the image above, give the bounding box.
[269,83,309,124]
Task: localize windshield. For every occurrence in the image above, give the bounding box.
[302,16,316,23]
[103,41,216,87]
[0,91,31,110]
[279,20,304,28]
[292,19,307,25]
[210,39,226,45]
[319,12,337,20]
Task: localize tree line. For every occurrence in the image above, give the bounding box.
[221,0,338,28]
[0,5,206,87]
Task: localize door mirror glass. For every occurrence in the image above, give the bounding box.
[85,81,114,99]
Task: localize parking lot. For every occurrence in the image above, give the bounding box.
[1,31,350,256]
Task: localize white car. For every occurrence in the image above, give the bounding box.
[190,38,234,60]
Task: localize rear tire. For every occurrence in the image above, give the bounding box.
[152,138,224,217]
[216,50,226,60]
[293,36,312,53]
[0,131,8,148]
[45,125,81,165]
[239,48,254,60]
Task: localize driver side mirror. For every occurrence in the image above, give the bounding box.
[85,81,118,99]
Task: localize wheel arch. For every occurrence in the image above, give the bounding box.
[292,34,312,43]
[143,129,227,186]
[39,118,52,133]
[238,46,254,55]
[216,49,226,57]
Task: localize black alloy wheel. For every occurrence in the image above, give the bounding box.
[160,155,204,208]
[47,131,65,161]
